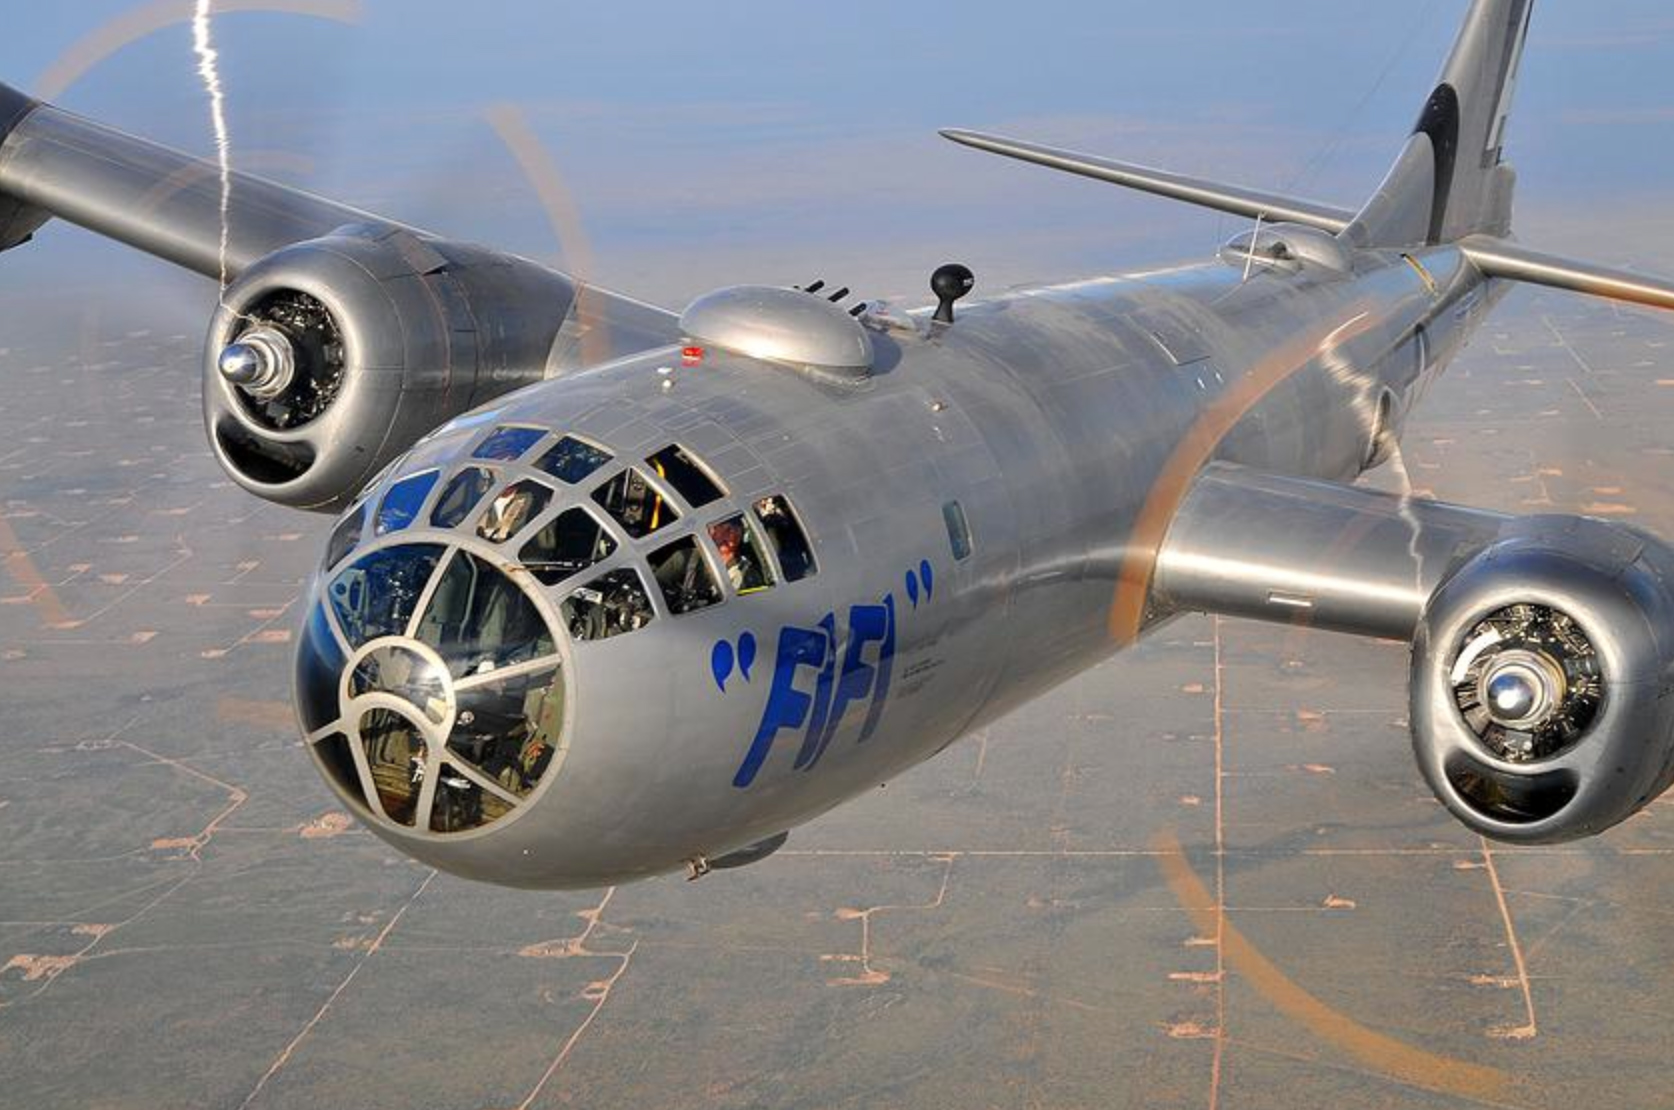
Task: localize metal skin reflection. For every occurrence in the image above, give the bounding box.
[13,0,1674,890]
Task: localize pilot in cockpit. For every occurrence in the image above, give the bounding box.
[709,517,770,594]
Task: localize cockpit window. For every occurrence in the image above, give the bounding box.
[472,425,546,462]
[358,708,427,827]
[753,495,816,582]
[476,480,553,544]
[649,535,724,615]
[303,540,572,838]
[297,604,347,733]
[329,545,445,648]
[709,514,774,594]
[592,467,677,539]
[431,467,496,529]
[563,568,655,641]
[428,764,512,834]
[414,550,555,678]
[449,666,562,800]
[349,644,450,725]
[534,436,613,485]
[646,445,725,509]
[312,732,360,802]
[324,503,367,571]
[519,507,617,587]
[375,470,440,536]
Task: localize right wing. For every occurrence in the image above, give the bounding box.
[1144,463,1510,640]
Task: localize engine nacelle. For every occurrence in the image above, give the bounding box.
[203,225,580,511]
[1411,517,1674,842]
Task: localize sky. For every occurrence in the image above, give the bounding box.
[2,1,1674,320]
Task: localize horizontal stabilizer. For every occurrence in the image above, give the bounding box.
[940,128,1355,233]
[1458,236,1674,313]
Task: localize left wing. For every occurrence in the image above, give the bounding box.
[0,81,680,511]
[939,128,1356,233]
[0,81,401,278]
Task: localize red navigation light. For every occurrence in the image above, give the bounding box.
[681,345,704,367]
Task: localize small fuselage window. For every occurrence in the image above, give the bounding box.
[563,568,656,641]
[519,507,617,587]
[592,467,677,539]
[649,535,724,615]
[943,499,973,562]
[647,444,726,509]
[753,495,817,581]
[375,470,439,536]
[477,479,553,544]
[534,435,614,485]
[473,425,546,462]
[431,466,496,529]
[324,501,367,571]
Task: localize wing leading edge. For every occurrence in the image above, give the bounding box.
[938,128,1356,234]
[0,81,405,280]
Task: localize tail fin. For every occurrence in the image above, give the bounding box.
[941,1,1674,314]
[1345,0,1534,248]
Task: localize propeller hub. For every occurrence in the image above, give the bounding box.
[1451,604,1602,763]
[1478,649,1567,733]
[218,327,296,401]
[1484,664,1546,726]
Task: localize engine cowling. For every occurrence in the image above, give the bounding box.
[203,225,580,511]
[1411,516,1674,842]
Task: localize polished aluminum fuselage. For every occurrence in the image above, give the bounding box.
[378,243,1493,886]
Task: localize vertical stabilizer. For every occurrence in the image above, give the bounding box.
[1343,0,1533,248]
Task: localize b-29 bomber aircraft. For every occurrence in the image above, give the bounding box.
[2,0,1672,888]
